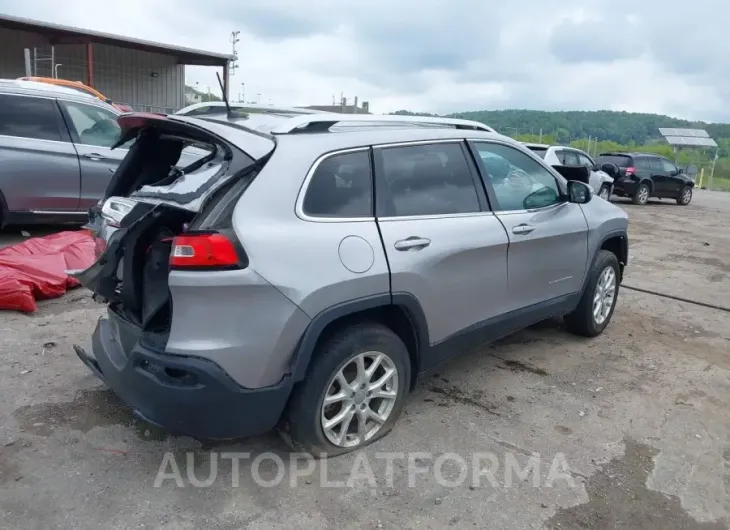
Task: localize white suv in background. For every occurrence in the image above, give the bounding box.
[523,143,614,200]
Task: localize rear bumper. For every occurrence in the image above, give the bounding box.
[613,178,638,195]
[74,314,293,439]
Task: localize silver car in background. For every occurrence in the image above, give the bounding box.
[0,79,129,228]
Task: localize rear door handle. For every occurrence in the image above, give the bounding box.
[394,237,431,251]
[83,153,107,161]
[512,224,535,235]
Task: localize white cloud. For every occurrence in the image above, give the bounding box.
[2,0,727,121]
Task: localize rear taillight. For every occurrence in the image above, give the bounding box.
[624,166,636,176]
[170,233,240,269]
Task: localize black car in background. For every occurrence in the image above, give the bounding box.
[596,152,695,206]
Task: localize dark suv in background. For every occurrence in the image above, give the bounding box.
[597,152,695,206]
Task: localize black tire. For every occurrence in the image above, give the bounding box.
[676,185,692,205]
[280,322,411,457]
[631,182,650,205]
[598,184,612,201]
[564,250,620,337]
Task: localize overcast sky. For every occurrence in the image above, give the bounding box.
[4,0,728,121]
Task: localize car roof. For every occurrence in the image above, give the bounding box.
[176,101,331,116]
[173,114,515,153]
[599,152,661,158]
[0,78,112,107]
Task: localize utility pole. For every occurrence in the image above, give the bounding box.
[241,82,245,103]
[229,31,240,76]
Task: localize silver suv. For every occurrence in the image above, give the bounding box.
[73,112,629,456]
[0,79,127,228]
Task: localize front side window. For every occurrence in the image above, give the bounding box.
[578,153,594,168]
[378,142,481,217]
[63,101,121,148]
[302,150,373,218]
[474,142,562,211]
[661,159,677,174]
[0,94,62,142]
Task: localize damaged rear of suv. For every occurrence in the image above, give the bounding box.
[74,112,628,457]
[72,112,298,439]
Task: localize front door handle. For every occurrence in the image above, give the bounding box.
[512,224,535,235]
[83,153,107,161]
[394,237,431,251]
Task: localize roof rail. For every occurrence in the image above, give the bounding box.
[269,114,496,134]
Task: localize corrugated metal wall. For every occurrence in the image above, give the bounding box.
[0,27,185,112]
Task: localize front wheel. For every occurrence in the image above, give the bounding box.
[564,250,620,337]
[280,323,411,457]
[632,183,650,205]
[676,186,692,205]
[598,184,611,201]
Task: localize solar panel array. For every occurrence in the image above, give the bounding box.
[659,128,718,147]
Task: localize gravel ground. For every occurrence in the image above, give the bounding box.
[0,191,728,530]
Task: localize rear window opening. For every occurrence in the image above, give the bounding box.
[76,116,273,340]
[597,154,632,167]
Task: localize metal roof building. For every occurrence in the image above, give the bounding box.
[0,14,233,113]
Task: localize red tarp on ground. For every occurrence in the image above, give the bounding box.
[0,231,97,312]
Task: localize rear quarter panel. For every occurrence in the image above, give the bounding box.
[232,141,391,317]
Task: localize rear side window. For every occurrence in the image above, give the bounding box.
[634,157,650,170]
[302,150,373,218]
[597,155,632,167]
[0,94,63,142]
[378,142,481,217]
[648,157,663,171]
[560,150,580,166]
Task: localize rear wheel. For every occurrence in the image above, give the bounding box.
[280,322,411,457]
[632,183,650,205]
[564,250,620,337]
[677,186,692,205]
[598,184,611,201]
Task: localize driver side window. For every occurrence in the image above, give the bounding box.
[660,159,677,174]
[62,101,122,148]
[474,142,562,211]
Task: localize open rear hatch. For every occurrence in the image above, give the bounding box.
[72,113,274,332]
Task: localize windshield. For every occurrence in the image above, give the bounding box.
[526,146,548,159]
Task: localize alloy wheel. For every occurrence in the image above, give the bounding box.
[593,266,617,325]
[320,351,399,448]
[637,186,649,204]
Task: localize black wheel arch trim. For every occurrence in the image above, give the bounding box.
[583,230,628,291]
[289,292,430,383]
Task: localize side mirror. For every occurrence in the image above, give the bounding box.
[523,186,559,209]
[568,181,592,204]
[592,164,601,172]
